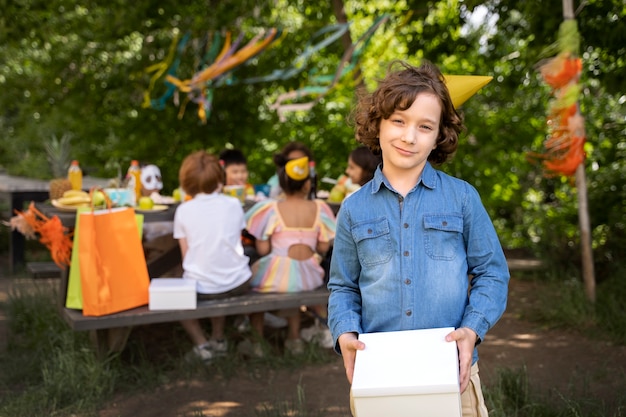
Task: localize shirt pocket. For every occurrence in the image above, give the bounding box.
[423,214,464,261]
[351,218,393,267]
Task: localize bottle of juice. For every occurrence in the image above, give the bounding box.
[126,160,142,205]
[308,160,317,200]
[67,160,83,191]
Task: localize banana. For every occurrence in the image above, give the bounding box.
[57,195,92,206]
[62,190,90,199]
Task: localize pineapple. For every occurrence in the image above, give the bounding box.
[49,178,72,200]
[45,133,73,200]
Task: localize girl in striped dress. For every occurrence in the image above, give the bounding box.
[243,154,336,355]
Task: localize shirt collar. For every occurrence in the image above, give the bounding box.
[194,191,220,200]
[370,161,437,194]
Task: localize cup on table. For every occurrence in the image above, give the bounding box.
[223,185,246,204]
[253,184,271,198]
[104,188,134,207]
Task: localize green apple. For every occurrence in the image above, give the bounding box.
[172,188,181,202]
[92,190,106,206]
[138,196,155,210]
[328,187,345,203]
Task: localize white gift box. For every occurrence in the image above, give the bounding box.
[351,327,461,417]
[149,278,197,310]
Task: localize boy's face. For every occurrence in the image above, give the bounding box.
[379,92,440,178]
[224,163,248,186]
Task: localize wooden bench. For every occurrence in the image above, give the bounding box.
[27,261,62,278]
[60,286,330,357]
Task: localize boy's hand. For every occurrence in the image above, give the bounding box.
[445,327,478,393]
[338,332,366,384]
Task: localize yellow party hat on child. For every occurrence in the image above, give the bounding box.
[443,75,493,108]
[285,156,310,181]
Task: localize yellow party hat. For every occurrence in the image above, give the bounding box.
[443,75,493,108]
[285,156,310,181]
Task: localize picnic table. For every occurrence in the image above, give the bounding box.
[33,198,335,357]
[0,173,109,273]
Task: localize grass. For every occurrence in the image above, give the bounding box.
[525,263,626,345]
[1,267,625,416]
[484,366,626,417]
[0,283,119,416]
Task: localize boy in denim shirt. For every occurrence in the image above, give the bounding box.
[327,60,510,417]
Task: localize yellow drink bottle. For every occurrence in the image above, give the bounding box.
[126,160,142,205]
[68,160,83,191]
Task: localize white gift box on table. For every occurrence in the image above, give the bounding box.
[149,278,197,310]
[351,327,461,417]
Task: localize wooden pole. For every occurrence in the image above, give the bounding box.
[563,0,596,302]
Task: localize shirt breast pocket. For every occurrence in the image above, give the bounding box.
[352,218,393,267]
[423,214,464,261]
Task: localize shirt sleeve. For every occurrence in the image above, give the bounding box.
[244,200,277,241]
[327,204,364,353]
[461,182,510,341]
[172,204,185,239]
[316,200,337,243]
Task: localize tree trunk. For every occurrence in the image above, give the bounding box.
[330,0,364,88]
[562,0,596,302]
[331,0,352,52]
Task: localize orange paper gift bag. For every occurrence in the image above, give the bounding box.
[78,207,149,316]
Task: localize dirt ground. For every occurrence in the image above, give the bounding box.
[93,277,626,417]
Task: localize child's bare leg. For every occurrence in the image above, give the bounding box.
[249,312,265,337]
[311,304,328,321]
[180,319,207,346]
[210,316,225,340]
[287,314,301,340]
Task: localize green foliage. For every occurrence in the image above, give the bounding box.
[594,267,626,344]
[0,283,118,416]
[0,0,625,276]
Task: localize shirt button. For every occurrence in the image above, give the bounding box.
[442,221,448,226]
[404,279,411,285]
[405,310,412,316]
[403,223,409,228]
[367,229,372,234]
[403,251,409,256]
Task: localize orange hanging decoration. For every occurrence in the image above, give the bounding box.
[14,202,73,269]
[530,20,586,178]
[540,52,582,89]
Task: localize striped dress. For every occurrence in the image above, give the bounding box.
[245,199,336,293]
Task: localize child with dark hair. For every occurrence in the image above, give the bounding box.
[241,150,336,356]
[328,61,509,416]
[218,148,254,198]
[218,149,288,330]
[346,146,382,186]
[329,146,382,203]
[267,141,314,199]
[173,150,252,363]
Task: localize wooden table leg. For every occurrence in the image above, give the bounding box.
[90,327,133,358]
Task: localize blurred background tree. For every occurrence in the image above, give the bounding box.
[0,0,624,276]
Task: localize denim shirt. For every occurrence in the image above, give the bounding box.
[327,162,510,364]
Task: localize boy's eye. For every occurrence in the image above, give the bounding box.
[420,124,433,130]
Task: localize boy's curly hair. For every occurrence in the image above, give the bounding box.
[353,60,465,165]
